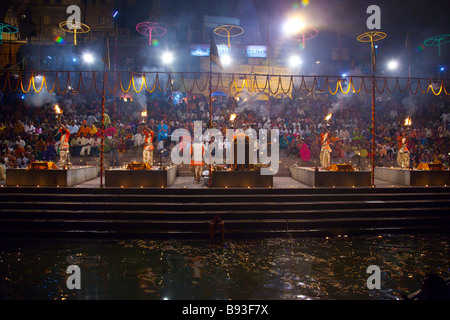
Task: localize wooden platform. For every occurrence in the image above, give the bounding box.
[6,166,99,187]
[211,169,273,188]
[375,167,450,186]
[105,165,177,188]
[290,166,371,187]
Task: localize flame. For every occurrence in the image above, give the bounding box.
[325,113,332,121]
[404,117,412,126]
[141,110,147,117]
[54,105,62,114]
[230,114,236,121]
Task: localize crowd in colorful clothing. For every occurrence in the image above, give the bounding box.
[0,90,449,178]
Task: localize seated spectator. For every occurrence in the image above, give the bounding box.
[35,137,46,160]
[73,134,84,156]
[1,150,17,168]
[17,152,30,168]
[90,135,100,157]
[157,138,168,157]
[125,129,134,150]
[77,120,91,137]
[299,140,311,163]
[117,136,126,153]
[80,133,94,156]
[15,135,26,148]
[105,123,117,138]
[42,141,57,162]
[378,143,387,158]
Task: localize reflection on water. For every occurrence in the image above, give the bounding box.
[0,233,449,300]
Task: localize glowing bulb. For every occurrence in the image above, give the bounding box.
[161,51,174,64]
[82,52,94,64]
[387,60,398,70]
[221,54,232,66]
[289,55,302,68]
[283,17,305,35]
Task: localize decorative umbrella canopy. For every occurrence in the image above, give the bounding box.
[0,22,18,44]
[357,31,387,72]
[59,21,90,45]
[136,22,166,45]
[214,25,244,47]
[289,27,318,49]
[423,34,450,56]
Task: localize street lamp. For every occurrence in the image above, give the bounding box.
[387,60,398,70]
[161,51,174,65]
[288,55,302,68]
[283,17,305,36]
[82,52,95,64]
[221,54,232,66]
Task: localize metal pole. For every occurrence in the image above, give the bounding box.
[371,38,376,187]
[209,59,212,187]
[100,71,106,188]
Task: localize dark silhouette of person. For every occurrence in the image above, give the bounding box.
[402,274,449,300]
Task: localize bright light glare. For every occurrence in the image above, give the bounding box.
[82,52,95,64]
[289,55,302,68]
[162,51,174,64]
[221,54,232,66]
[387,60,398,70]
[283,17,305,35]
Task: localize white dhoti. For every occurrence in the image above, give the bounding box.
[143,147,153,167]
[59,144,70,169]
[194,165,203,181]
[0,163,6,180]
[320,146,331,169]
[397,148,410,169]
[80,145,91,156]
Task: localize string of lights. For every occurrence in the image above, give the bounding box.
[0,71,448,96]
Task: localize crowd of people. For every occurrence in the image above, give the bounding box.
[0,88,449,179]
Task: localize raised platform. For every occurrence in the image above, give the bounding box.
[290,166,372,187]
[375,167,450,186]
[105,165,177,188]
[6,166,99,187]
[211,169,273,188]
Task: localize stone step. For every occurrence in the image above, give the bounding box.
[0,206,447,222]
[0,191,447,203]
[1,186,448,239]
[1,199,448,213]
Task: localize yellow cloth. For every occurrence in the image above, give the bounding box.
[27,161,58,170]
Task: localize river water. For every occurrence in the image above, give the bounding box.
[0,233,449,300]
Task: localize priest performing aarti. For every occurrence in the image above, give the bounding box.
[397,131,410,169]
[57,123,70,169]
[320,128,332,170]
[142,126,155,167]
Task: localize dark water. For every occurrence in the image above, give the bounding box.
[0,233,449,300]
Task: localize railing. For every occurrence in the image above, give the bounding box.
[0,70,448,96]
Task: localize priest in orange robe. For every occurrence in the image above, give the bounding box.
[319,128,332,169]
[142,127,154,167]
